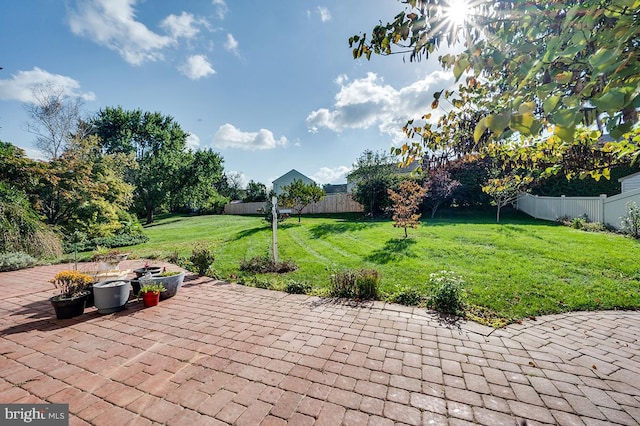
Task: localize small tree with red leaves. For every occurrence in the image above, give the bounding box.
[388,180,427,238]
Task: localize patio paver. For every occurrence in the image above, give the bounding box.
[1,261,640,425]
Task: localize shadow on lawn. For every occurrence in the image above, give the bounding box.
[308,221,373,239]
[365,238,417,264]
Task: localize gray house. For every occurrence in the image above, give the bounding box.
[619,171,640,193]
[272,169,315,195]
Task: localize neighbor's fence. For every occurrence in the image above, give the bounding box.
[223,193,364,215]
[516,188,640,229]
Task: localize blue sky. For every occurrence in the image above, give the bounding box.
[0,0,455,187]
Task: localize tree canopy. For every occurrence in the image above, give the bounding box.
[280,179,325,222]
[90,107,190,223]
[351,0,640,176]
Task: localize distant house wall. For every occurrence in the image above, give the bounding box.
[619,172,640,193]
[272,169,315,195]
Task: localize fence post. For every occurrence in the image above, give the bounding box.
[599,194,606,224]
[535,195,539,219]
[561,195,566,218]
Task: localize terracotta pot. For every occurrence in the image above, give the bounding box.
[141,291,160,307]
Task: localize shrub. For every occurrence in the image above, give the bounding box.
[63,232,149,253]
[190,243,216,276]
[0,252,38,272]
[427,270,466,315]
[621,202,640,238]
[239,255,298,274]
[329,268,380,300]
[284,280,312,295]
[388,286,426,306]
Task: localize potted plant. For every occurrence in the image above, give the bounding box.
[134,261,162,278]
[93,279,131,314]
[49,271,93,319]
[138,283,166,307]
[150,270,186,300]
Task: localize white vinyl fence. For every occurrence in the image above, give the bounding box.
[516,188,640,229]
[223,193,364,215]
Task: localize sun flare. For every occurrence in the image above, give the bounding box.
[444,0,470,28]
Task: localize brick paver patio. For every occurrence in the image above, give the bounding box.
[1,261,639,425]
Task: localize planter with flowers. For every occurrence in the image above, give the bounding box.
[49,271,93,319]
[138,283,165,307]
[151,270,186,300]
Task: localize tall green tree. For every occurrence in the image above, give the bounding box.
[351,0,640,176]
[244,180,268,202]
[90,107,189,223]
[173,148,227,213]
[348,150,400,216]
[281,179,325,222]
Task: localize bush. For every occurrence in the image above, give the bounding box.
[190,243,216,276]
[329,268,380,300]
[427,270,466,315]
[284,280,312,295]
[63,232,149,253]
[388,286,426,306]
[621,202,640,238]
[0,252,38,272]
[239,255,298,274]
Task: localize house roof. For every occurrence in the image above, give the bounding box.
[272,169,315,185]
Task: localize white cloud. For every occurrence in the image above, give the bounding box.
[0,67,95,103]
[224,33,239,56]
[306,71,453,143]
[212,0,228,20]
[186,133,200,149]
[161,12,205,39]
[312,166,351,185]
[317,6,332,22]
[179,55,216,80]
[212,123,288,151]
[335,74,348,85]
[67,0,175,65]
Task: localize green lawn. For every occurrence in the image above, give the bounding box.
[120,208,640,324]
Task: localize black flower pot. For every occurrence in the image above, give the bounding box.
[50,292,89,319]
[134,266,162,278]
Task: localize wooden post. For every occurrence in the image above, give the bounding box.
[272,196,278,263]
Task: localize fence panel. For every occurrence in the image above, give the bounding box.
[517,190,640,229]
[603,188,640,228]
[516,193,603,222]
[223,193,363,215]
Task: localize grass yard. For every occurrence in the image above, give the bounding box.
[119,208,640,325]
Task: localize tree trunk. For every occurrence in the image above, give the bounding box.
[146,206,154,224]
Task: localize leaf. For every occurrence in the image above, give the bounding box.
[510,113,540,135]
[518,102,536,114]
[453,58,469,81]
[543,96,561,114]
[474,118,488,143]
[591,90,626,113]
[554,124,576,142]
[485,112,511,134]
[589,48,620,74]
[554,72,572,85]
